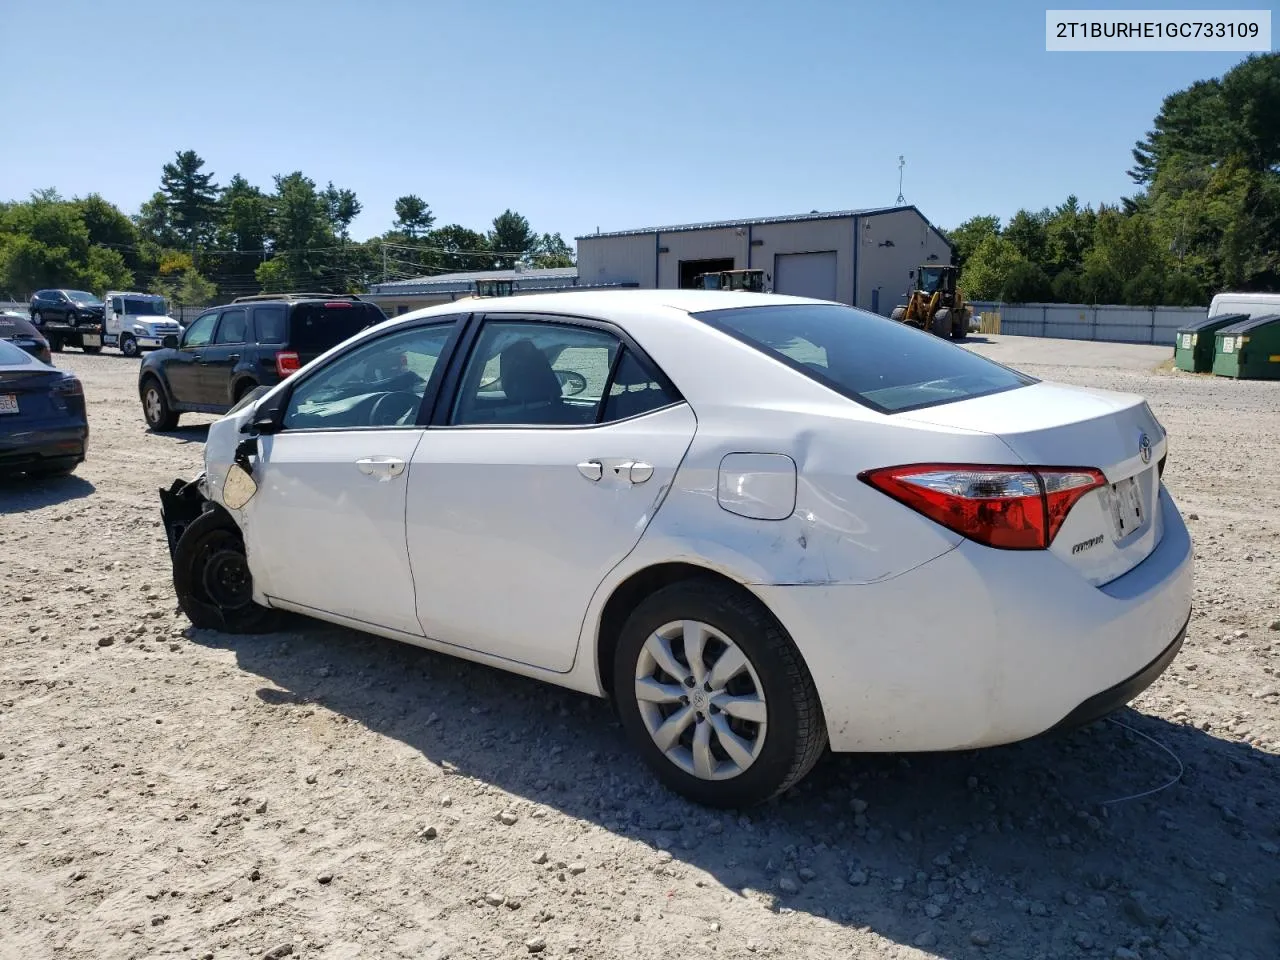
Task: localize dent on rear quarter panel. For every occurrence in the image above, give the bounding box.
[628,415,990,587]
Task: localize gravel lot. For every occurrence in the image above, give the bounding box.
[2,335,1278,960]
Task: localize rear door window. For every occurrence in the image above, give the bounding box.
[288,302,382,354]
[691,303,1034,414]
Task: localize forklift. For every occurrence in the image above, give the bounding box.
[891,264,972,339]
[692,268,769,293]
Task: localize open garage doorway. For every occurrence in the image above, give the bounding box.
[679,258,735,289]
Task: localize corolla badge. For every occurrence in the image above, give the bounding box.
[1138,432,1152,465]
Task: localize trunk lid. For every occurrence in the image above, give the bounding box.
[0,368,71,421]
[898,381,1167,586]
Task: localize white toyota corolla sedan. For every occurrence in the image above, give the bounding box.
[159,290,1193,807]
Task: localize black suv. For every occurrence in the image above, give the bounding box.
[137,293,385,430]
[30,289,105,325]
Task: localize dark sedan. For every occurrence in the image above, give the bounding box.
[0,339,88,478]
[1,311,54,365]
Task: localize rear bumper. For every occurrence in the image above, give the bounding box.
[1047,613,1187,733]
[752,485,1194,753]
[0,423,88,469]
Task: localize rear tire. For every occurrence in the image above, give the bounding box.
[232,379,258,404]
[613,578,827,808]
[141,376,179,431]
[49,334,63,353]
[172,509,282,634]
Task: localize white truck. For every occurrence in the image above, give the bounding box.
[1208,291,1280,319]
[102,291,184,357]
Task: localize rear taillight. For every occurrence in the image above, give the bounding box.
[275,351,300,378]
[51,375,83,397]
[323,301,352,308]
[858,463,1107,550]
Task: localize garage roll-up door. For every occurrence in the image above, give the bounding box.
[774,251,837,302]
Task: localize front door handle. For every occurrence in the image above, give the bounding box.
[356,456,406,481]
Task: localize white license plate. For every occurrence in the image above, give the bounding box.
[1110,475,1145,538]
[0,393,18,415]
[82,334,102,347]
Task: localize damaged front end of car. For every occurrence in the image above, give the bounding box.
[159,384,273,558]
[159,473,211,561]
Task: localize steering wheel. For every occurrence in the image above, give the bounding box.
[555,369,588,396]
[369,391,421,426]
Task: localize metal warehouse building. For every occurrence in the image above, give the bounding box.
[575,205,953,316]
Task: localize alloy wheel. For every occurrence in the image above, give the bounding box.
[633,619,768,780]
[144,387,163,425]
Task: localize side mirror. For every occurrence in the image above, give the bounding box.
[162,334,179,349]
[241,407,283,435]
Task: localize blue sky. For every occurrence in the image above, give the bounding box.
[0,0,1267,242]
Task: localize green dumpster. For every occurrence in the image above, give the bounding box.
[1174,313,1247,373]
[1213,313,1280,380]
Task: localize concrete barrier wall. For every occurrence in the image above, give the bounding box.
[968,302,1205,346]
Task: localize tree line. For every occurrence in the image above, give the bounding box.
[0,154,575,308]
[4,54,1276,310]
[946,53,1279,306]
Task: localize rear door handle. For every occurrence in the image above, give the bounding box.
[578,459,652,483]
[227,353,240,362]
[356,456,406,481]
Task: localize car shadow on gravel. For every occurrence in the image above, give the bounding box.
[192,622,1280,960]
[154,423,211,445]
[0,472,95,511]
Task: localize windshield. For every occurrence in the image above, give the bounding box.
[64,290,101,304]
[917,268,945,293]
[122,297,166,316]
[691,302,1034,414]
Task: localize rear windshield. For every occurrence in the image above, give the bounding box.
[287,302,383,353]
[0,315,40,338]
[691,303,1034,414]
[0,339,36,364]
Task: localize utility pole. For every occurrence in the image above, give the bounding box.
[896,156,906,204]
[382,243,388,283]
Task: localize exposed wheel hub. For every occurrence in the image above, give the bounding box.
[202,548,252,610]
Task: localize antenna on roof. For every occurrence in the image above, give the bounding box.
[896,155,906,204]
